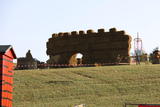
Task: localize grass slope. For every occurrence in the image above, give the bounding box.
[13,65,160,107]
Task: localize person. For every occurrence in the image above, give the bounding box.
[135,53,140,65]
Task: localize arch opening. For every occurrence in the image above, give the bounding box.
[69,53,83,65]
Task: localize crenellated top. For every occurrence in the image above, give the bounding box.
[87,29,95,34]
[51,28,127,38]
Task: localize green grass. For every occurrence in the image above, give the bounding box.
[13,64,160,107]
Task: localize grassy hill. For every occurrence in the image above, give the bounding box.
[13,65,160,107]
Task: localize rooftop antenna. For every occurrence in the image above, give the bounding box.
[134,32,143,64]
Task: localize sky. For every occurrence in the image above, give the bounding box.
[1,0,160,62]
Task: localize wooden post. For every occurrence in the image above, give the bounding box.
[0,45,16,107]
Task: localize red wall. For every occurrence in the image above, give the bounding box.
[0,50,14,107]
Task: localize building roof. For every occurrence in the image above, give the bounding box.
[0,45,16,58]
[0,45,12,53]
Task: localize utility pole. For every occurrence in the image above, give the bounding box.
[134,32,143,65]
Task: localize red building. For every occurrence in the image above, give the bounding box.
[0,45,16,107]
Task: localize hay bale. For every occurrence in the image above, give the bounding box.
[47,28,132,64]
[87,29,94,34]
[109,28,116,32]
[117,31,125,35]
[98,28,105,33]
[79,30,85,35]
[63,32,70,36]
[58,32,64,36]
[71,31,78,35]
[52,33,58,38]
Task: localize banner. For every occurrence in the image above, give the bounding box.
[139,105,160,107]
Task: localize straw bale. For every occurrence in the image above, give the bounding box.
[87,29,94,34]
[58,32,64,36]
[79,30,85,35]
[63,32,70,36]
[109,28,116,32]
[47,28,132,64]
[71,31,78,35]
[52,33,58,38]
[117,31,125,35]
[98,28,105,33]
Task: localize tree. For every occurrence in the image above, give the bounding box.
[149,47,160,64]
